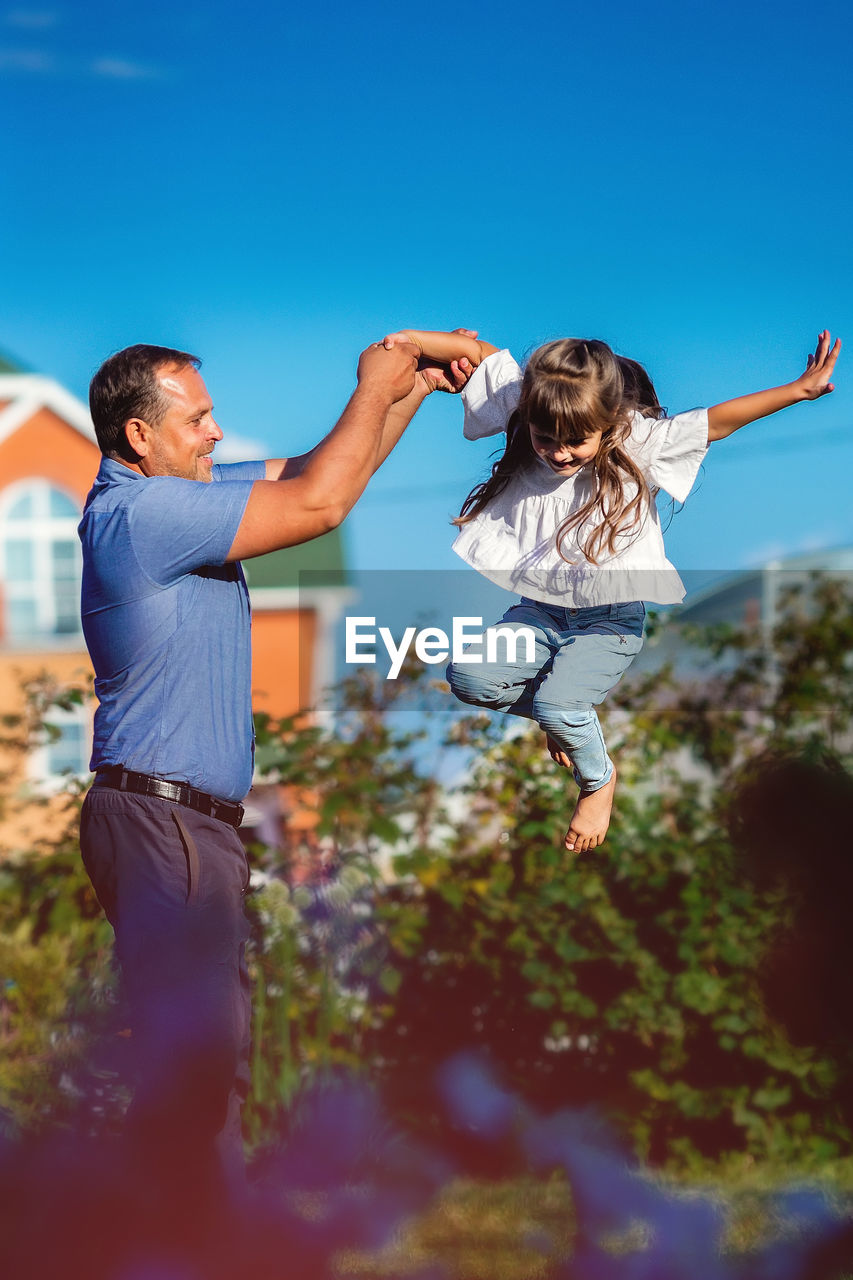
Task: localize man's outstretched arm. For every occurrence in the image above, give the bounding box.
[227,342,418,561]
[263,374,432,482]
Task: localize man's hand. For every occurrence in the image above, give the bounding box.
[382,329,423,353]
[417,355,475,395]
[357,340,419,403]
[794,329,841,401]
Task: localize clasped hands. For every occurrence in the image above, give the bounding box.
[382,327,478,395]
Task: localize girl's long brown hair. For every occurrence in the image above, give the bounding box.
[454,339,661,565]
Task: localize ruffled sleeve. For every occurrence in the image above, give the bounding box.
[625,408,709,503]
[461,349,523,439]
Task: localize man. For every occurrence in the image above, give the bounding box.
[77,337,424,1193]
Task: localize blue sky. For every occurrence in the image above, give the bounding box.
[3,0,852,581]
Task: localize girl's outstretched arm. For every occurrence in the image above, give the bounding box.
[708,330,841,442]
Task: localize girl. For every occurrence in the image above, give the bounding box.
[385,328,840,854]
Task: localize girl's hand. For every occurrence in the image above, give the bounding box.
[794,330,841,400]
[708,329,842,442]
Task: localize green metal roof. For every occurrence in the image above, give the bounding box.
[0,349,28,374]
[243,527,348,589]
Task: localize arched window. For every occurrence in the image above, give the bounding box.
[0,480,83,641]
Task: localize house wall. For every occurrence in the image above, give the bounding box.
[251,608,317,716]
[1,410,99,502]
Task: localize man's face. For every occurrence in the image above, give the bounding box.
[142,364,223,483]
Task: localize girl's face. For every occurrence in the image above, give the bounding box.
[529,425,602,476]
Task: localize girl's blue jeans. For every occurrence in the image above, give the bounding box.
[447,598,645,792]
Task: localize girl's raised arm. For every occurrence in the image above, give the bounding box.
[708,330,840,443]
[383,328,500,366]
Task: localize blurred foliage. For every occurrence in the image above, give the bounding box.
[245,666,452,1145]
[0,674,119,1134]
[247,577,853,1169]
[2,578,853,1175]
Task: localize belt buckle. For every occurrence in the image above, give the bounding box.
[208,796,243,827]
[193,789,211,816]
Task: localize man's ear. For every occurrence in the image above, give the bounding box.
[124,418,151,460]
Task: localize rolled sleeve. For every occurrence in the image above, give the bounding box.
[461,349,524,439]
[211,460,266,483]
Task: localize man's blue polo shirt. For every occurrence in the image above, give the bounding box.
[79,456,266,802]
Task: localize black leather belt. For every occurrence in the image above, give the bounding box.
[94,766,245,829]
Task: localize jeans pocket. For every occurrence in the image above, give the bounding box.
[614,602,646,637]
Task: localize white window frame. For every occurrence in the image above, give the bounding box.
[0,478,83,642]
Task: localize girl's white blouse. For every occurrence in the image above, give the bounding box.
[453,349,709,607]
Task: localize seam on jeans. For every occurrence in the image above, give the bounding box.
[171,809,201,907]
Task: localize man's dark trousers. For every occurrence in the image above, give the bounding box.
[80,787,252,1191]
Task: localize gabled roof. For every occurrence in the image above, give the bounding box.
[0,373,96,446]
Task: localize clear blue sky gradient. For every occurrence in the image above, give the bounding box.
[3,0,852,579]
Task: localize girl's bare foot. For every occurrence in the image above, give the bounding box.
[565,767,617,853]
